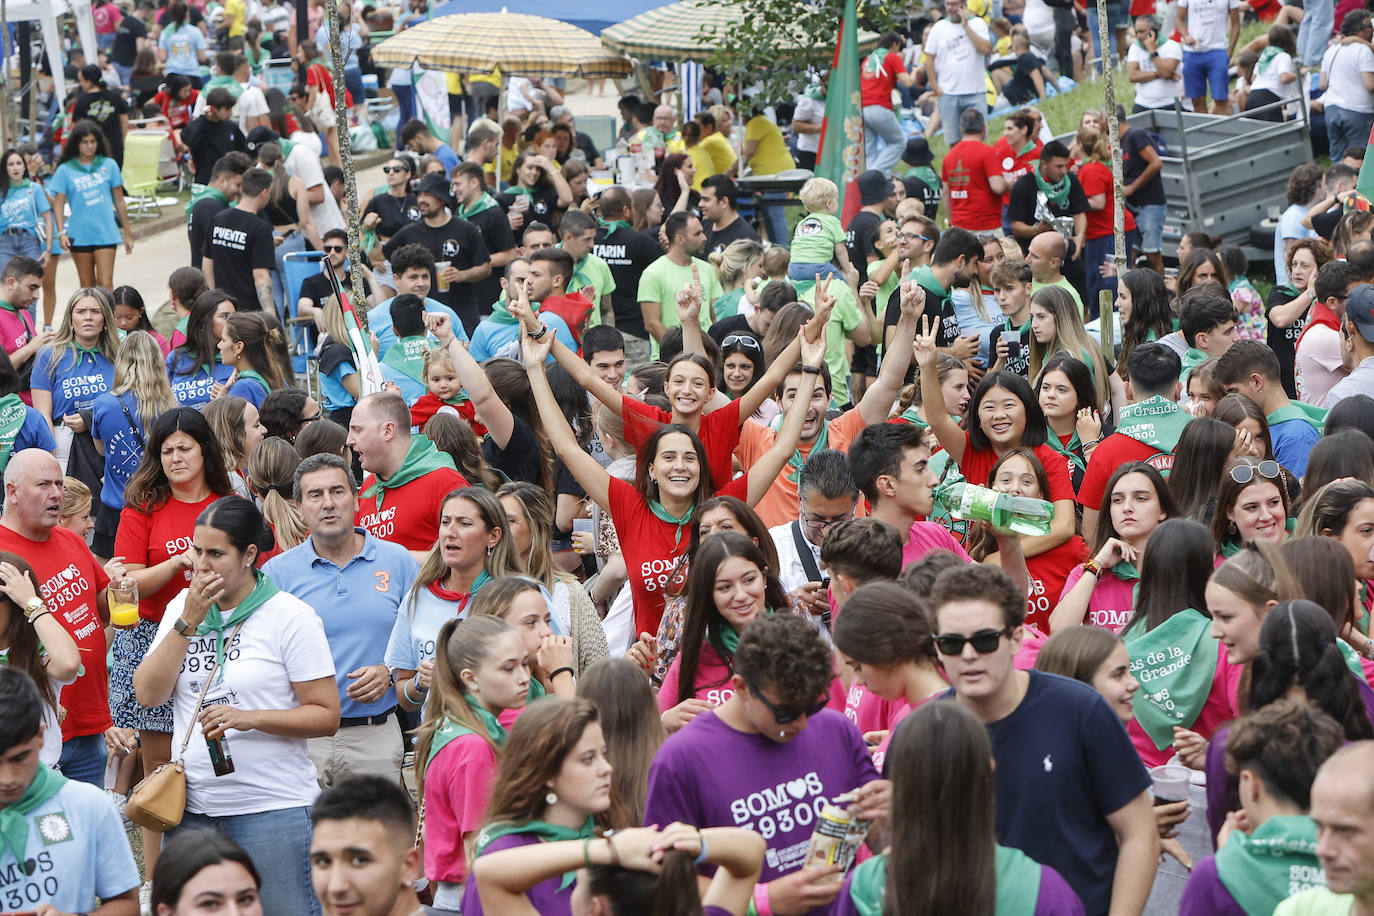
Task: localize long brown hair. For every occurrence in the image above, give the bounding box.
[0,553,57,711]
[883,701,997,915]
[124,407,234,511]
[482,358,554,493]
[246,437,307,551]
[407,488,517,616]
[1035,624,1122,683]
[424,411,500,491]
[481,698,609,830]
[224,312,294,391]
[577,659,664,829]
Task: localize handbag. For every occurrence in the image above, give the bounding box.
[125,621,244,831]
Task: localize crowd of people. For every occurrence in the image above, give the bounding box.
[10,0,1374,913]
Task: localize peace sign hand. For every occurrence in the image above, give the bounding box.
[913,314,940,369]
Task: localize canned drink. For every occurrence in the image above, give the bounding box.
[802,800,871,883]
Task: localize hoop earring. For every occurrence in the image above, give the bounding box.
[545,791,558,806]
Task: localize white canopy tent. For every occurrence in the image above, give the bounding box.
[1,0,99,109]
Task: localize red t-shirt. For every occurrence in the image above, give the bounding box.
[608,473,749,637]
[356,466,470,551]
[622,396,743,494]
[307,62,352,107]
[1077,160,1138,240]
[412,394,487,438]
[114,494,221,623]
[956,433,1077,505]
[1024,535,1089,633]
[860,51,906,108]
[1078,433,1171,512]
[941,139,1004,232]
[989,137,1041,207]
[0,525,112,740]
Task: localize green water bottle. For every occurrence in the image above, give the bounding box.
[934,481,1055,536]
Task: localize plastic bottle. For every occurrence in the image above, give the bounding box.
[933,481,1054,536]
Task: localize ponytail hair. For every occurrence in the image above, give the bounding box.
[584,850,705,916]
[195,495,275,561]
[246,437,307,552]
[225,311,295,391]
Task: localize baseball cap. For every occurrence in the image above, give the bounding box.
[857,170,889,207]
[245,126,280,153]
[1346,283,1374,342]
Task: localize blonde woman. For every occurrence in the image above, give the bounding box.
[204,395,268,501]
[246,436,308,561]
[1027,285,1125,419]
[32,286,120,487]
[91,330,178,556]
[710,238,765,321]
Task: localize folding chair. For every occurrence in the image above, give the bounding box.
[283,250,325,395]
[121,131,168,219]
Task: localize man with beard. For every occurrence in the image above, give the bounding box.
[1007,140,1089,303]
[637,211,722,357]
[883,226,983,360]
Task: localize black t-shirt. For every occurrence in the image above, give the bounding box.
[181,116,248,185]
[382,216,492,335]
[990,319,1033,378]
[593,224,660,339]
[1006,172,1089,241]
[72,90,128,164]
[1120,129,1165,207]
[203,207,275,311]
[111,13,146,67]
[703,214,759,258]
[483,414,542,486]
[884,277,962,349]
[576,131,600,163]
[1003,53,1047,106]
[463,206,517,315]
[497,186,560,224]
[708,314,761,347]
[1265,285,1306,399]
[188,195,229,269]
[1313,206,1342,240]
[300,270,371,315]
[846,210,883,284]
[364,191,421,238]
[158,6,204,27]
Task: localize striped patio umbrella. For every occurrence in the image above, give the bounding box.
[601,0,880,63]
[371,11,632,77]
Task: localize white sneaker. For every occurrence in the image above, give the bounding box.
[106,789,133,830]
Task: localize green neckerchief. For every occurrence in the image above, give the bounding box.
[863,47,889,77]
[1015,139,1038,158]
[0,394,29,475]
[381,334,430,385]
[508,185,536,198]
[1044,426,1086,472]
[458,192,499,220]
[648,499,696,549]
[787,417,828,484]
[72,343,102,361]
[1220,537,1242,559]
[423,703,507,772]
[0,764,67,866]
[914,264,950,299]
[1006,315,1031,335]
[66,156,107,175]
[196,570,279,672]
[898,407,929,429]
[1114,396,1190,460]
[1256,45,1284,75]
[1268,400,1328,435]
[1180,347,1208,383]
[234,368,269,394]
[360,435,456,507]
[1122,608,1219,749]
[1215,815,1323,916]
[203,74,244,99]
[1034,163,1070,208]
[0,299,19,315]
[474,817,597,890]
[910,165,940,192]
[1338,639,1370,685]
[719,620,742,656]
[528,678,546,702]
[1113,559,1141,581]
[598,218,631,233]
[486,292,519,325]
[846,847,1042,916]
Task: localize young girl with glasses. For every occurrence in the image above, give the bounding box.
[1211,456,1291,560]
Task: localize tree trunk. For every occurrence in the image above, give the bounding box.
[325,0,368,316]
[1095,0,1124,356]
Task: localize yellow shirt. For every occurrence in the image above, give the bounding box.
[700,132,737,175]
[496,141,519,186]
[225,0,246,37]
[467,66,501,88]
[744,115,796,175]
[687,145,716,190]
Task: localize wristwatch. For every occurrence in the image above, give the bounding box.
[23,597,45,622]
[172,616,197,638]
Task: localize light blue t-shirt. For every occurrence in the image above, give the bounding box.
[226,374,269,408]
[167,350,236,407]
[468,311,575,363]
[0,776,141,913]
[951,286,1000,367]
[434,143,460,173]
[380,336,430,406]
[314,22,363,69]
[31,345,114,417]
[159,22,206,76]
[319,343,357,413]
[48,158,123,247]
[1270,417,1321,478]
[91,390,145,510]
[1275,203,1316,287]
[385,583,475,673]
[0,182,51,232]
[367,297,466,358]
[264,529,419,718]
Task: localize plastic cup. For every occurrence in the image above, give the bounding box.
[435,260,451,293]
[110,577,140,629]
[1149,762,1190,806]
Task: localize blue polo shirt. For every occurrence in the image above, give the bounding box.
[468,311,576,363]
[263,528,419,718]
[367,296,467,359]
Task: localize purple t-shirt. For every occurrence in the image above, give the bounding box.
[831,856,1086,916]
[461,833,571,916]
[643,709,880,915]
[1178,855,1247,916]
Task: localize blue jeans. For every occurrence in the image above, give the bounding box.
[937,91,987,147]
[862,104,906,175]
[58,733,107,788]
[112,61,133,88]
[178,807,322,916]
[1085,0,1127,67]
[0,230,43,270]
[1134,203,1166,254]
[273,229,308,318]
[392,84,416,142]
[758,190,791,246]
[1325,106,1374,161]
[1084,231,1139,318]
[1298,0,1334,68]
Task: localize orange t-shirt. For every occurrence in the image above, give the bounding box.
[735,409,869,528]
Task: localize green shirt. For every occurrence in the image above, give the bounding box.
[800,280,863,409]
[790,212,847,265]
[1033,277,1085,316]
[1274,887,1354,916]
[636,255,723,358]
[568,252,617,327]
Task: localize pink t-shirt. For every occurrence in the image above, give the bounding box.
[844,681,908,734]
[1128,649,1241,767]
[659,638,850,714]
[423,732,499,883]
[1015,625,1047,669]
[0,307,35,405]
[1296,323,1346,405]
[902,520,974,569]
[1059,566,1136,632]
[869,701,914,770]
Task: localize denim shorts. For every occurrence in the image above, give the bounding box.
[1134,203,1167,253]
[1183,48,1230,100]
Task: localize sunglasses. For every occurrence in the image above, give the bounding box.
[933,625,1016,657]
[323,245,346,253]
[1229,459,1281,485]
[381,165,410,174]
[744,678,828,724]
[721,335,761,350]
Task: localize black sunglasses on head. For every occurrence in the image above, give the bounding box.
[744,678,828,724]
[381,165,410,174]
[933,626,1015,657]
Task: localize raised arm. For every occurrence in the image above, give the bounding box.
[524,327,612,510]
[509,296,625,416]
[915,315,966,463]
[434,313,515,448]
[858,263,923,424]
[746,327,825,505]
[736,281,833,423]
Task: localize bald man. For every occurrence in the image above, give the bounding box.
[637,104,686,155]
[0,449,119,785]
[1027,231,1086,316]
[1276,741,1374,915]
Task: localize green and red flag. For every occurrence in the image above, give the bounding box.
[1355,122,1374,211]
[816,0,865,224]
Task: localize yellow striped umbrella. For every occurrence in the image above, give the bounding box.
[601,0,880,63]
[371,12,632,77]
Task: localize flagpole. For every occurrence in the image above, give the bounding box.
[325,0,367,315]
[1096,1,1123,356]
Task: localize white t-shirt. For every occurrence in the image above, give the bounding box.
[40,674,70,766]
[286,142,346,233]
[793,94,826,154]
[506,76,533,112]
[1321,41,1374,113]
[924,17,991,96]
[1179,0,1239,51]
[768,521,822,594]
[150,588,335,816]
[1251,49,1297,98]
[1022,0,1055,37]
[236,84,269,131]
[1127,40,1184,108]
